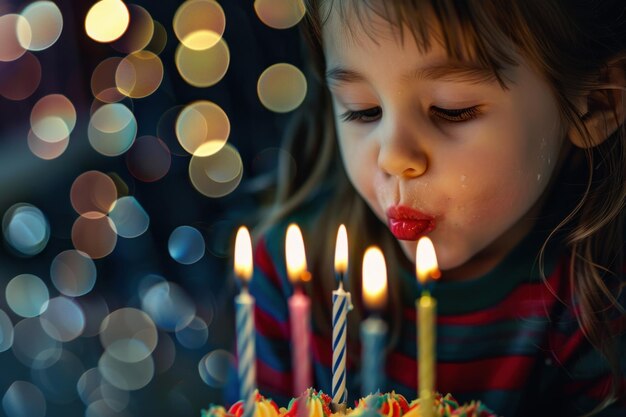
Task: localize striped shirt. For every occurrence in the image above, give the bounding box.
[233,218,626,416]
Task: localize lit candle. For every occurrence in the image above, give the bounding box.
[360,246,388,397]
[332,225,352,407]
[234,226,256,417]
[285,224,312,396]
[415,237,440,417]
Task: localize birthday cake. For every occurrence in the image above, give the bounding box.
[202,389,496,417]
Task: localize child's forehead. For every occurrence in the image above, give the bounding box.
[317,0,519,86]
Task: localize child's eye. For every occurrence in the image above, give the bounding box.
[430,106,480,122]
[339,107,382,123]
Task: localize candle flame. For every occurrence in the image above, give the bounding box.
[416,236,440,284]
[234,226,253,282]
[285,223,308,283]
[362,246,388,310]
[334,224,348,275]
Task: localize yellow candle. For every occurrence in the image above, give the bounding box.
[415,237,440,417]
[417,292,436,417]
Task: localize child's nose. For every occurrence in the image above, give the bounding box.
[377,126,428,179]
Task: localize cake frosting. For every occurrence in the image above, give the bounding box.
[201,390,496,417]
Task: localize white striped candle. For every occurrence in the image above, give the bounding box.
[234,226,256,417]
[332,224,351,405]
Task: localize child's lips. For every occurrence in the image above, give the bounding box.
[386,206,436,241]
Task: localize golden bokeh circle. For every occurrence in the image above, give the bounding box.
[145,20,167,55]
[254,0,306,29]
[189,143,243,198]
[175,36,229,88]
[115,50,164,98]
[175,101,230,156]
[257,63,307,113]
[91,57,125,103]
[85,0,130,43]
[173,0,225,50]
[30,94,77,143]
[110,4,154,53]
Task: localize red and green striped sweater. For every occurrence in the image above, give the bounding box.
[230,220,626,416]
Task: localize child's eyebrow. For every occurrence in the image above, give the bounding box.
[326,62,498,86]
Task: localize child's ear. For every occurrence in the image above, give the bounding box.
[568,56,626,148]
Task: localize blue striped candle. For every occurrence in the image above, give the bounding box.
[234,226,256,417]
[332,224,351,406]
[236,289,256,417]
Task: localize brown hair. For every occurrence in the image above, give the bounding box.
[257,1,626,414]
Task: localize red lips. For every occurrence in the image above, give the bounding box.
[387,206,436,241]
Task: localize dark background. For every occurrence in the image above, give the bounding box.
[0,1,303,415]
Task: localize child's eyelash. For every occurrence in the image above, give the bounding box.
[431,106,481,122]
[338,106,481,123]
[339,107,381,123]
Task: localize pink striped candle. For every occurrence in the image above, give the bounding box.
[285,224,312,397]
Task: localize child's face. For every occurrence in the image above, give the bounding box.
[323,8,568,277]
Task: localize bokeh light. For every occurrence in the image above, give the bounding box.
[98,350,155,391]
[85,0,130,43]
[39,296,85,342]
[12,317,61,369]
[0,309,14,353]
[153,331,176,374]
[175,316,208,349]
[27,129,69,160]
[72,214,118,259]
[157,105,188,156]
[110,4,154,53]
[141,281,196,331]
[31,350,84,404]
[99,308,158,363]
[173,0,225,50]
[17,1,63,51]
[70,171,118,217]
[115,50,164,98]
[91,57,126,103]
[254,0,306,29]
[0,14,28,62]
[50,249,97,297]
[86,400,132,417]
[78,367,130,411]
[88,103,137,156]
[125,135,171,182]
[2,203,50,256]
[30,94,76,143]
[108,196,150,238]
[0,52,41,100]
[76,295,110,338]
[168,225,205,265]
[175,37,229,87]
[2,381,46,417]
[189,143,243,198]
[5,274,49,318]
[198,349,234,387]
[258,63,307,112]
[145,20,167,55]
[175,100,230,156]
